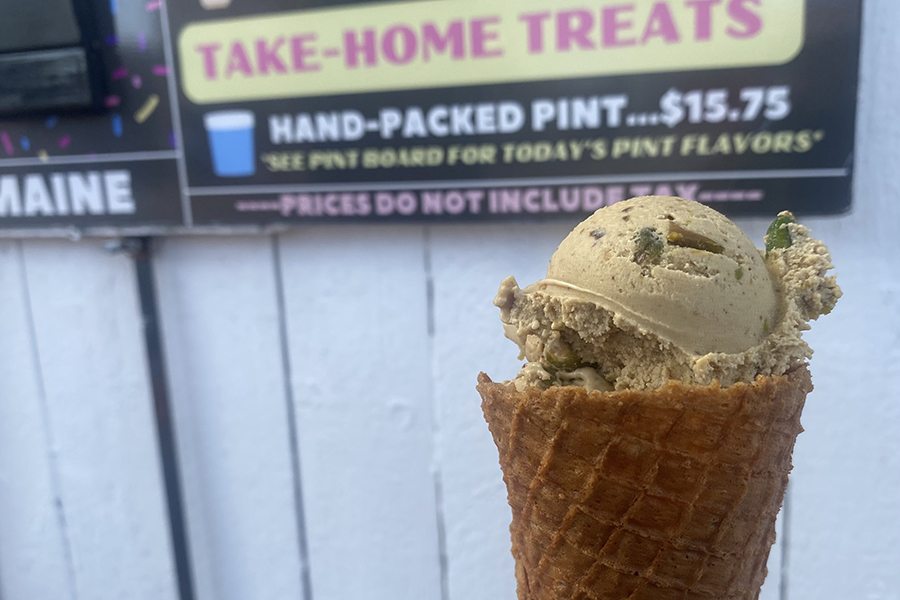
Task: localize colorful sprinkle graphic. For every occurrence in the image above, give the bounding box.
[3,2,176,161]
[1,132,14,156]
[112,114,123,137]
[134,94,160,124]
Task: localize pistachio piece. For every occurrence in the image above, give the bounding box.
[765,211,795,255]
[633,227,664,268]
[590,228,605,240]
[666,222,724,253]
[544,338,580,371]
[735,266,744,280]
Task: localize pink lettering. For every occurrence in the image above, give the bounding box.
[224,42,253,78]
[602,4,637,48]
[642,2,679,43]
[727,0,762,38]
[685,0,722,41]
[541,189,560,213]
[382,25,418,64]
[290,34,321,72]
[630,184,653,197]
[557,9,595,51]
[280,194,297,216]
[421,190,483,215]
[558,188,581,212]
[255,37,287,75]
[280,193,371,217]
[195,43,221,79]
[523,189,541,213]
[606,185,626,206]
[519,11,552,53]
[421,21,465,61]
[471,17,503,58]
[344,29,378,68]
[374,192,416,216]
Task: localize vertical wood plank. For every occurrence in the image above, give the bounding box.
[153,236,309,600]
[785,242,900,600]
[430,221,573,600]
[785,1,900,597]
[0,241,73,600]
[278,226,443,600]
[19,239,177,600]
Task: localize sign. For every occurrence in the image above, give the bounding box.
[0,0,862,234]
[0,0,183,235]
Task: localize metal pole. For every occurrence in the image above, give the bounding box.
[125,237,196,600]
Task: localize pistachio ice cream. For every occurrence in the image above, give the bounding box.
[480,195,839,599]
[495,195,840,391]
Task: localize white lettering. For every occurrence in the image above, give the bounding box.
[104,170,135,214]
[0,170,137,218]
[0,176,22,217]
[23,175,54,216]
[69,172,104,215]
[267,102,528,143]
[50,173,69,215]
[269,114,294,144]
[402,108,428,138]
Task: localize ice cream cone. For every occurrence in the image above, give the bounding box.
[478,366,811,599]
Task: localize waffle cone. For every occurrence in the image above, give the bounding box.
[478,367,811,599]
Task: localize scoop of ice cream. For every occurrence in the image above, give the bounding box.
[495,196,840,391]
[544,196,778,355]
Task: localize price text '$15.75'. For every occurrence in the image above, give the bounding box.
[657,86,791,128]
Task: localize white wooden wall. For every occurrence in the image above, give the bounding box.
[1,2,898,599]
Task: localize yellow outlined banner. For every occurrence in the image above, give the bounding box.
[179,0,805,104]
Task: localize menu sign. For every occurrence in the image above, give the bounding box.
[0,0,862,234]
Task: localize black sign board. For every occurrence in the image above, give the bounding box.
[0,0,862,234]
[0,0,182,235]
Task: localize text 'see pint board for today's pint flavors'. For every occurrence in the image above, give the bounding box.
[0,0,862,235]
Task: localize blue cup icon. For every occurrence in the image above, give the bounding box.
[204,110,256,177]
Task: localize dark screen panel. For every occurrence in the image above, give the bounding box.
[0,0,82,52]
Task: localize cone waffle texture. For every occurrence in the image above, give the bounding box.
[478,367,811,600]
